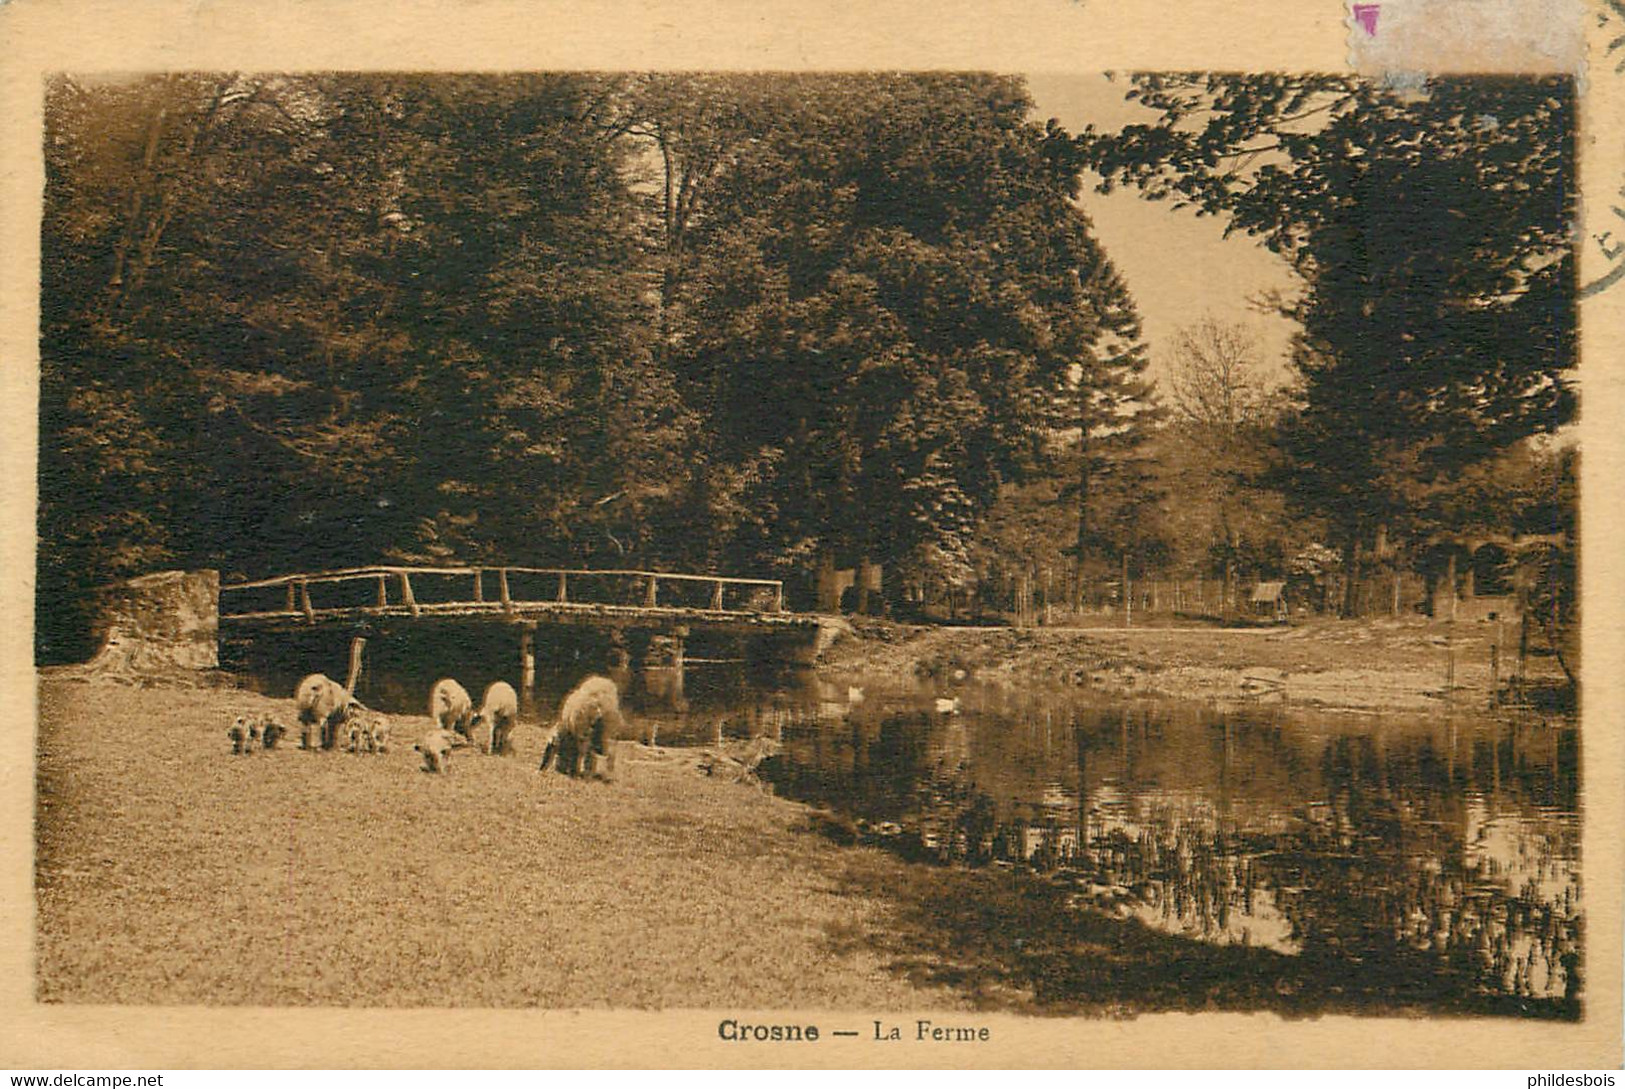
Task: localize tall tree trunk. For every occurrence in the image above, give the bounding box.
[815,551,839,612]
[1535,611,1577,688]
[1072,429,1091,611]
[108,103,169,303]
[1538,560,1576,688]
[1341,528,1362,618]
[1121,551,1131,628]
[1444,551,1458,623]
[1218,507,1235,621]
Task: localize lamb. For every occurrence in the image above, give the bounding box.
[469,681,519,755]
[427,678,474,742]
[414,728,459,774]
[258,716,287,750]
[227,713,287,754]
[227,715,255,755]
[295,673,358,751]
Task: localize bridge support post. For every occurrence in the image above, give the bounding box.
[641,625,687,710]
[607,629,633,693]
[519,624,536,705]
[399,573,419,617]
[344,635,366,698]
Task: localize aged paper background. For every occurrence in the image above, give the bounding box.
[0,0,1619,1069]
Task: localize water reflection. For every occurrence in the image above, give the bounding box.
[759,683,1582,1016]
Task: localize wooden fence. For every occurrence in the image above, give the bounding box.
[981,572,1430,627]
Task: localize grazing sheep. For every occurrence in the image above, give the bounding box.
[259,716,287,750]
[227,716,254,755]
[470,681,519,755]
[541,675,632,780]
[428,678,474,742]
[414,728,459,774]
[295,673,357,750]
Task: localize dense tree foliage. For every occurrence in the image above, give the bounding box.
[39,72,1154,656]
[41,74,688,657]
[1083,75,1576,613]
[38,70,1580,655]
[642,75,1158,605]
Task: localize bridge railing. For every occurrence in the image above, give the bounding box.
[219,564,786,622]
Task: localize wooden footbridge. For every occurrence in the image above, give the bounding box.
[219,565,824,701]
[221,564,803,630]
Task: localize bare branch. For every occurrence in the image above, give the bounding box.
[1164,315,1270,433]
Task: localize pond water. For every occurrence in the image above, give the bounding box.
[754,678,1581,1016]
[227,632,1582,1016]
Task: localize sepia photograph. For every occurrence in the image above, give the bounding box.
[3,0,1622,1072]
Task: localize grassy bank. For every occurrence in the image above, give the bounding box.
[35,676,943,1008]
[818,616,1573,715]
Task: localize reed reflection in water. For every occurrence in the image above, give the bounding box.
[759,685,1581,1016]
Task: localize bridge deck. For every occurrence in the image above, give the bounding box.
[218,564,813,634]
[221,600,818,630]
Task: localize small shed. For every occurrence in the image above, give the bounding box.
[1249,580,1287,621]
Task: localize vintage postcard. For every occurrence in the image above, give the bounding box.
[0,0,1620,1070]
